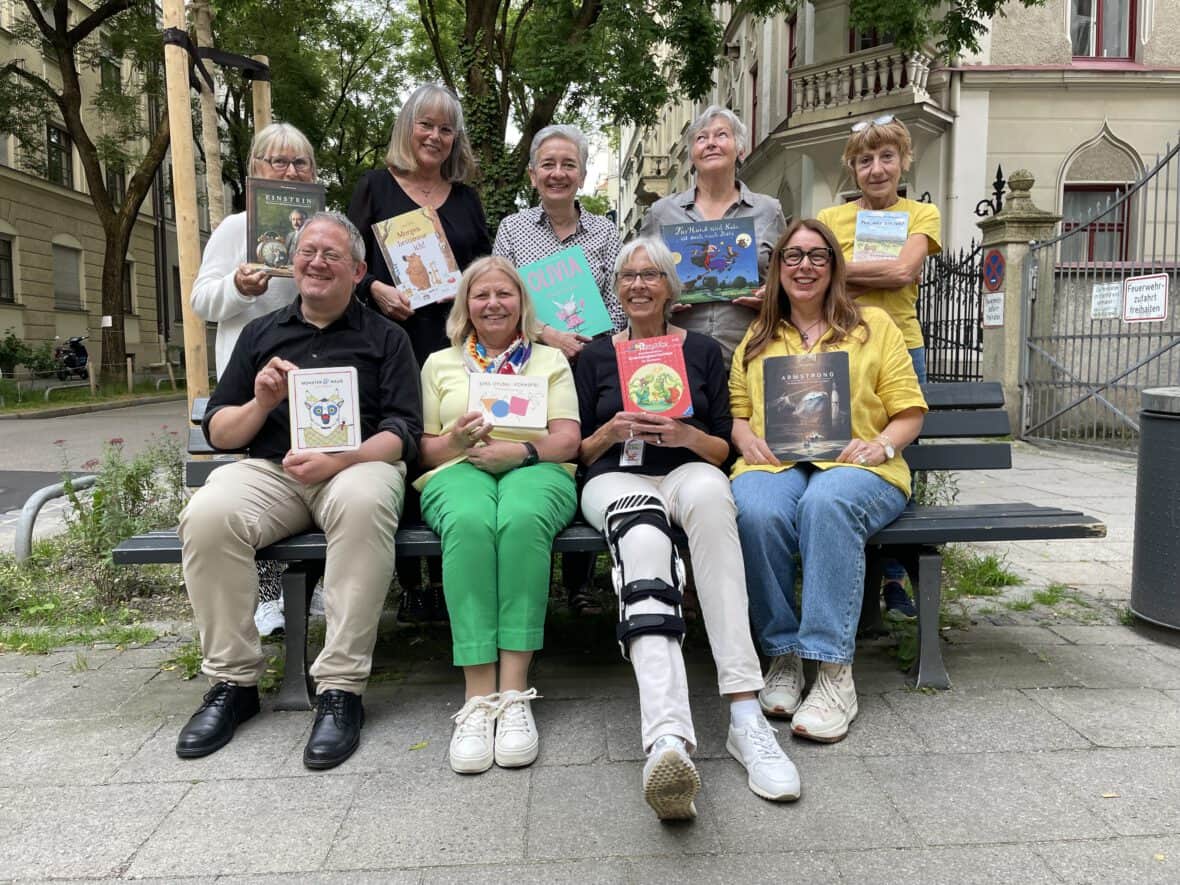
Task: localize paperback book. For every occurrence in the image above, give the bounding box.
[244,178,326,277]
[615,334,694,418]
[467,374,549,429]
[660,218,759,303]
[852,210,909,261]
[762,351,852,461]
[518,245,612,337]
[372,206,461,309]
[287,367,362,453]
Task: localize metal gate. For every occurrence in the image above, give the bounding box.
[918,243,983,382]
[1023,139,1180,452]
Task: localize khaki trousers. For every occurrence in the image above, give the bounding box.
[179,458,406,694]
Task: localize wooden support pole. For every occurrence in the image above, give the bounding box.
[126,356,134,393]
[192,0,225,228]
[252,55,272,132]
[162,0,210,410]
[86,359,97,395]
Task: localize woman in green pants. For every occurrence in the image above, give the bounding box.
[416,255,581,775]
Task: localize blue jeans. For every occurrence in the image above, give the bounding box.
[733,465,907,664]
[881,346,926,585]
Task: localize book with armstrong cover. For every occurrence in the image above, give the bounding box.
[762,351,852,461]
[615,334,694,418]
[287,366,361,453]
[372,206,462,309]
[467,374,549,429]
[852,210,909,262]
[244,178,326,277]
[660,217,759,303]
[518,245,613,337]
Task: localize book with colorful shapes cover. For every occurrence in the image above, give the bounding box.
[244,178,326,277]
[518,245,612,337]
[762,351,852,461]
[660,218,759,304]
[372,206,462,309]
[467,374,549,429]
[615,334,694,418]
[852,210,909,261]
[287,366,362,453]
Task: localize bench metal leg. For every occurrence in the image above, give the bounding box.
[274,565,315,711]
[858,549,887,637]
[912,548,951,690]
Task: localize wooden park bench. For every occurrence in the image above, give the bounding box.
[112,381,1106,708]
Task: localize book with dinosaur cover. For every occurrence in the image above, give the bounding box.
[660,217,759,304]
[244,178,326,277]
[287,366,361,453]
[518,245,612,337]
[467,374,549,429]
[762,351,852,461]
[615,334,693,418]
[372,206,462,308]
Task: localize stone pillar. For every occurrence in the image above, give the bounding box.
[976,170,1060,434]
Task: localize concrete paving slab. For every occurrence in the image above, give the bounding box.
[221,873,418,885]
[865,751,1114,846]
[127,776,362,878]
[420,859,629,884]
[783,693,923,760]
[627,850,841,883]
[834,844,1062,884]
[0,647,118,674]
[1039,748,1180,837]
[937,643,1082,690]
[0,673,22,699]
[98,643,184,670]
[533,698,608,767]
[0,664,158,720]
[113,670,215,719]
[1049,625,1160,645]
[0,715,162,786]
[1033,835,1180,883]
[882,687,1091,754]
[941,624,1069,646]
[0,782,189,879]
[1031,644,1180,690]
[1025,688,1180,748]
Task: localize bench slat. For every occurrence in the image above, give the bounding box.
[921,381,1004,409]
[192,398,208,424]
[918,409,1010,438]
[905,443,1012,472]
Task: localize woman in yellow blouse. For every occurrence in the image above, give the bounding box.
[729,220,926,743]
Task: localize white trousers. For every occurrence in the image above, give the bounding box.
[581,462,764,751]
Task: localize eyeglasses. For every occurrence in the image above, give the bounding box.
[294,247,348,265]
[415,120,455,138]
[616,270,667,285]
[262,156,311,172]
[780,247,833,267]
[850,114,896,133]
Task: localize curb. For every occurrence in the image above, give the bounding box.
[0,393,187,420]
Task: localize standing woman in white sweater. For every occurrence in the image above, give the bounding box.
[191,122,318,637]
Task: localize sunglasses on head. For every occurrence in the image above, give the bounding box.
[851,114,896,133]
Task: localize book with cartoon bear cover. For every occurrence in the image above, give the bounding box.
[371,206,461,309]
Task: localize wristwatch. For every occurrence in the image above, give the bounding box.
[875,434,896,459]
[520,442,540,467]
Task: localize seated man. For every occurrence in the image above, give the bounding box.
[176,211,422,770]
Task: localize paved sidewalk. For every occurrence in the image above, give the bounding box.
[3,442,1179,883]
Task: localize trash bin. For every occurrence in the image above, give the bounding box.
[1130,387,1180,628]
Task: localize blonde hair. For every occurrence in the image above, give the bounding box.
[384,84,477,183]
[250,122,317,178]
[842,117,913,177]
[446,256,539,347]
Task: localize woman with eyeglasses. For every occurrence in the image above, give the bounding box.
[730,220,926,744]
[575,238,800,819]
[348,83,492,623]
[818,115,941,619]
[640,105,786,368]
[192,121,319,639]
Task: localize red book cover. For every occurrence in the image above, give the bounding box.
[614,334,694,418]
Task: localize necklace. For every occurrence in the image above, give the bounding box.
[794,317,825,345]
[397,171,440,204]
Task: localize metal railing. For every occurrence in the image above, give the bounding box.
[918,243,983,382]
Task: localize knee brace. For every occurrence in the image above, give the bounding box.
[602,494,687,659]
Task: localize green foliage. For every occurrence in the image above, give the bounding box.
[911,470,959,507]
[578,192,612,217]
[162,640,204,680]
[1032,582,1069,607]
[941,546,1023,599]
[0,329,30,377]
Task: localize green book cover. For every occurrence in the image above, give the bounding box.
[518,245,613,337]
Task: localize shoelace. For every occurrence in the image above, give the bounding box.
[317,691,354,724]
[743,719,785,761]
[198,682,235,711]
[451,693,502,738]
[804,666,850,714]
[494,688,541,737]
[767,657,802,693]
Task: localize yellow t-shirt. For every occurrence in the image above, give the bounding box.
[816,197,942,349]
[728,307,928,496]
[415,343,580,491]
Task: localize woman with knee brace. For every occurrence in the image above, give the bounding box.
[575,237,799,820]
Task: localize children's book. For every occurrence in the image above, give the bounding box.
[467,374,549,429]
[615,334,694,418]
[287,366,361,453]
[660,218,759,303]
[519,245,612,337]
[244,178,326,277]
[852,210,909,261]
[762,351,852,461]
[372,207,462,309]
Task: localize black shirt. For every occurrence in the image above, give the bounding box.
[205,296,423,463]
[574,330,733,484]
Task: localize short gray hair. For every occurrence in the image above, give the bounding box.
[686,105,749,158]
[292,211,365,265]
[250,122,317,178]
[528,125,590,173]
[615,237,682,310]
[384,83,477,183]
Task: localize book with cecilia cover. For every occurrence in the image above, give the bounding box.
[372,206,462,309]
[852,210,909,261]
[518,245,613,337]
[467,374,549,429]
[287,366,361,453]
[660,217,759,304]
[762,351,852,461]
[615,334,694,418]
[244,178,326,277]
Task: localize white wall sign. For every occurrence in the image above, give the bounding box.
[982,291,1004,328]
[100,315,113,328]
[1090,281,1122,320]
[1122,273,1169,323]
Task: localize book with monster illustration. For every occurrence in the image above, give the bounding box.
[287,366,362,452]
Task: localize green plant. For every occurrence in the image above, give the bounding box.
[911,470,960,507]
[1119,606,1137,626]
[941,547,1023,599]
[1005,598,1034,612]
[1033,583,1069,607]
[0,328,32,377]
[161,640,203,680]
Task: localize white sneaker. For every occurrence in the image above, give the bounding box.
[791,662,858,743]
[642,736,700,821]
[309,581,326,617]
[759,654,805,718]
[449,693,500,774]
[726,716,801,801]
[253,599,285,637]
[494,688,541,768]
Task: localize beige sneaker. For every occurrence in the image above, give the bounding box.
[759,654,805,718]
[642,736,700,820]
[791,662,858,743]
[449,693,500,774]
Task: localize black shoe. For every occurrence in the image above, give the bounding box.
[303,689,364,770]
[175,681,260,759]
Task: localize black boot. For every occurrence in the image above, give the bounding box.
[175,682,260,758]
[303,689,364,770]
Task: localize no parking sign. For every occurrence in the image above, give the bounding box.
[982,249,1005,292]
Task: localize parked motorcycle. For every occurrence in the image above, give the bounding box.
[54,335,89,381]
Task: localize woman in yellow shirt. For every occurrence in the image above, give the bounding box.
[729,220,926,743]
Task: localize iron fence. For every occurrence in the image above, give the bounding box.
[918,243,983,382]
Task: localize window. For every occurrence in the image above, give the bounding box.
[1061,185,1129,262]
[171,265,182,324]
[52,244,82,310]
[1071,0,1134,59]
[106,166,125,204]
[749,65,759,146]
[46,124,72,188]
[0,236,14,304]
[100,55,122,94]
[122,260,134,314]
[849,28,892,52]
